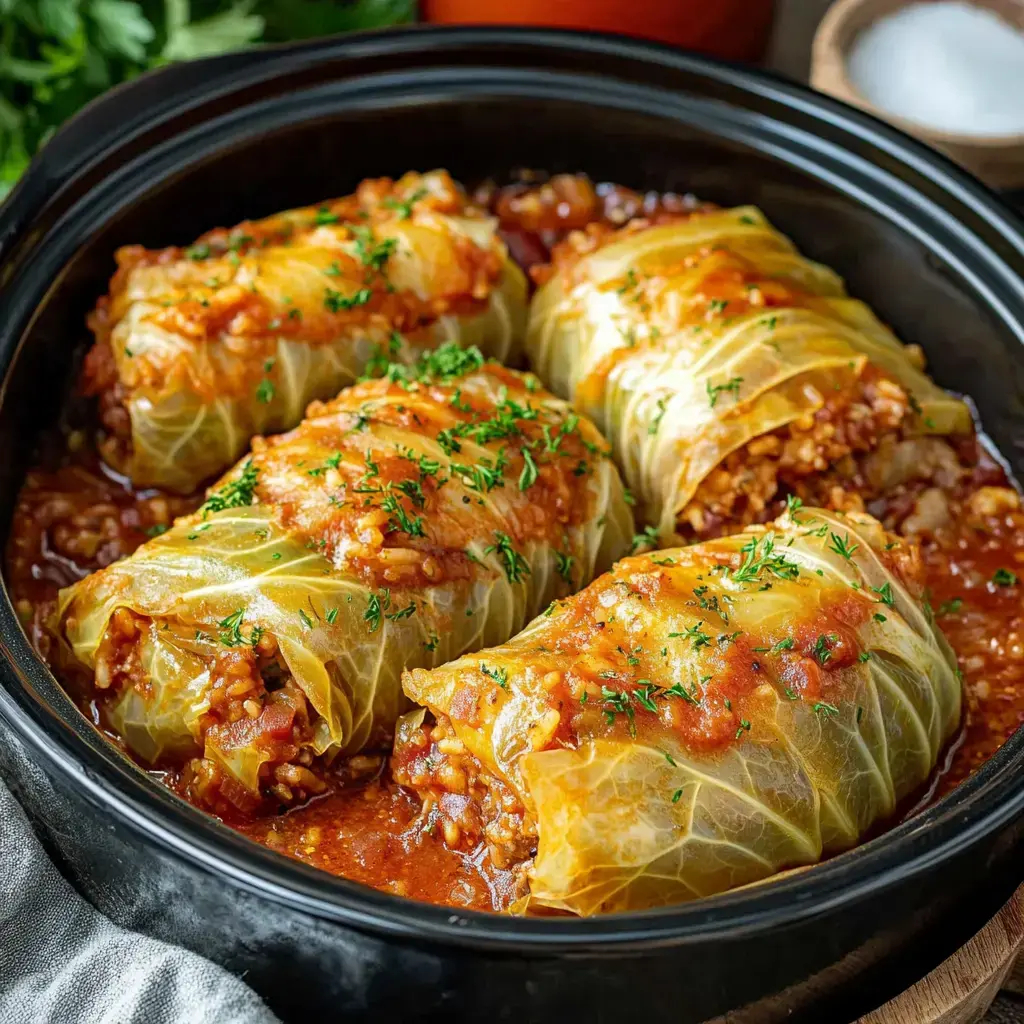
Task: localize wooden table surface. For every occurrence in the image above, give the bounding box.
[766,2,1024,1021]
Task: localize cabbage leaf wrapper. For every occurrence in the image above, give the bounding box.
[402,507,961,915]
[526,207,972,540]
[82,170,528,493]
[54,348,632,810]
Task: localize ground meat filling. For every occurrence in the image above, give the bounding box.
[392,713,536,874]
[677,366,957,540]
[88,607,331,815]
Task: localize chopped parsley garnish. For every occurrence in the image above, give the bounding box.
[383,187,428,220]
[706,376,743,408]
[387,601,417,622]
[731,533,800,585]
[632,683,661,712]
[872,582,895,607]
[648,397,667,436]
[144,524,168,537]
[555,551,574,585]
[735,718,751,740]
[616,268,639,295]
[518,447,538,490]
[325,607,339,625]
[361,332,404,381]
[452,449,507,494]
[324,286,372,312]
[661,679,703,706]
[380,491,425,538]
[217,607,261,648]
[858,651,872,663]
[313,207,339,225]
[199,460,259,517]
[298,609,314,629]
[812,633,838,665]
[812,701,840,719]
[256,378,275,404]
[828,532,859,561]
[630,525,660,554]
[993,568,1018,587]
[480,663,509,689]
[600,686,636,735]
[785,494,804,517]
[669,622,712,652]
[350,224,396,275]
[185,243,210,260]
[484,531,531,584]
[938,597,963,615]
[671,788,684,804]
[417,341,484,382]
[873,612,887,624]
[365,589,390,632]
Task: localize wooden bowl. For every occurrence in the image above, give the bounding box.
[811,0,1024,189]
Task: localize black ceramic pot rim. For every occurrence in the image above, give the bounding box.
[1,25,1024,954]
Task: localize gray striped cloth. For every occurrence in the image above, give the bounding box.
[0,778,278,1024]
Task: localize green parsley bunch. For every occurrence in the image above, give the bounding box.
[0,0,414,197]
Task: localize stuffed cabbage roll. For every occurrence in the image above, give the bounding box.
[54,345,632,812]
[83,170,528,493]
[526,208,972,541]
[400,506,961,915]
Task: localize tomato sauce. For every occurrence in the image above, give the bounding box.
[5,176,1024,914]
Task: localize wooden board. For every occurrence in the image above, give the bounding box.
[860,885,1024,1023]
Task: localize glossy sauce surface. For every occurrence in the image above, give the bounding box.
[6,176,1024,913]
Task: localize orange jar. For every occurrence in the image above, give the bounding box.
[421,0,777,63]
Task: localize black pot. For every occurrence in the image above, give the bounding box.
[1,27,1023,1024]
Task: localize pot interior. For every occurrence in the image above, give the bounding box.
[0,34,1023,950]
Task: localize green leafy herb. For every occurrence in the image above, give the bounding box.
[518,447,538,490]
[217,607,259,647]
[382,186,427,220]
[648,397,667,435]
[480,663,509,690]
[938,597,963,615]
[706,376,743,408]
[630,525,660,554]
[555,551,574,585]
[199,460,259,517]
[872,582,895,607]
[256,377,275,404]
[812,701,840,720]
[349,224,396,275]
[324,286,372,312]
[993,568,1019,587]
[731,533,800,585]
[600,686,636,735]
[364,588,390,632]
[484,531,530,584]
[812,633,838,665]
[827,532,859,561]
[0,0,415,201]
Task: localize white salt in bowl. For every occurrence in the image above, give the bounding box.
[812,0,1024,189]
